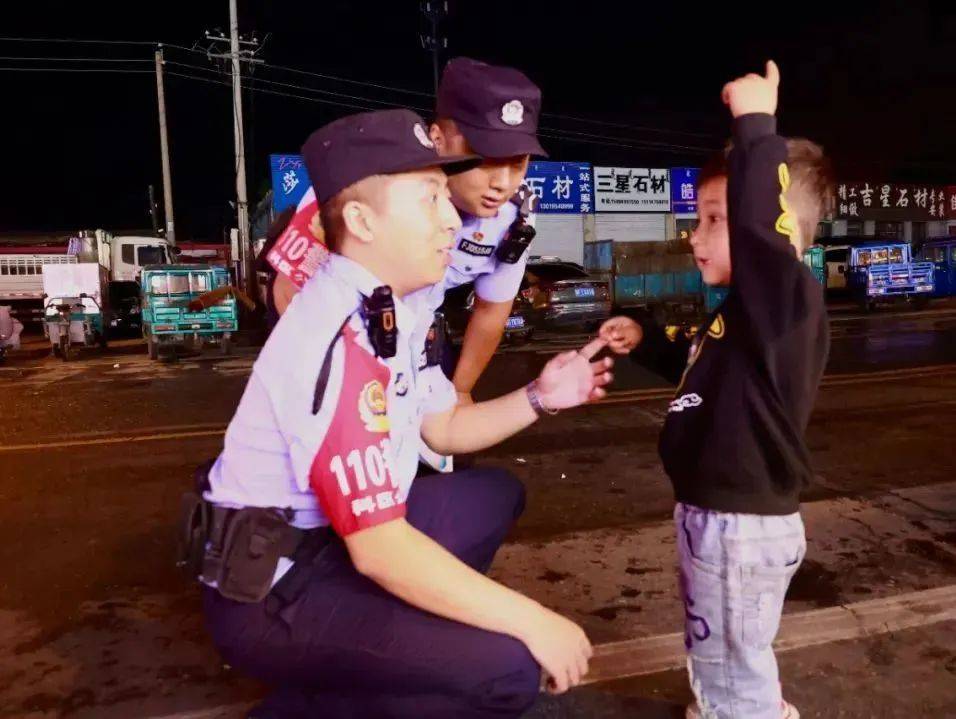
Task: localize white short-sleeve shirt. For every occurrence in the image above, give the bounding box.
[441,192,537,305]
[205,254,457,536]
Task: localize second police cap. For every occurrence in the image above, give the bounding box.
[436,57,547,159]
[302,109,480,204]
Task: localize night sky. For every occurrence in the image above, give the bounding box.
[2,1,954,240]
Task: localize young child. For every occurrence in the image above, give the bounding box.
[600,62,833,719]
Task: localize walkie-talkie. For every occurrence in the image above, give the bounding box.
[424,311,447,367]
[363,286,397,359]
[495,220,536,264]
[496,186,538,264]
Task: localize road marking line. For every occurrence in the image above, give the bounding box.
[585,583,956,685]
[142,584,956,718]
[0,429,225,453]
[3,363,954,453]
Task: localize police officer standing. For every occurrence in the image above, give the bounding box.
[191,109,613,718]
[263,58,546,406]
[425,57,546,403]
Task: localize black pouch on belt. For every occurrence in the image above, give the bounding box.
[217,507,303,603]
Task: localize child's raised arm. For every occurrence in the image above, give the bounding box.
[723,61,817,340]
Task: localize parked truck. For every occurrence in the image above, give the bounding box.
[584,239,706,325]
[41,263,111,360]
[0,232,175,325]
[585,239,828,325]
[845,241,934,309]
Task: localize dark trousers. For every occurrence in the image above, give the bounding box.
[203,468,539,718]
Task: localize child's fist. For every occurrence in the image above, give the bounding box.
[599,316,642,355]
[722,60,780,118]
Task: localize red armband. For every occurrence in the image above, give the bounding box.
[267,186,329,288]
[308,327,405,536]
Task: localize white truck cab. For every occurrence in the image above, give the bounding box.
[94,232,176,282]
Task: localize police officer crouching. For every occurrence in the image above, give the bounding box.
[180,109,613,718]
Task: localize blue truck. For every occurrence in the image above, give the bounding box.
[845,241,934,310]
[585,239,826,324]
[916,237,956,299]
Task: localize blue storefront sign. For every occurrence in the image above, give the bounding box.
[525,161,593,214]
[670,167,700,214]
[270,154,310,212]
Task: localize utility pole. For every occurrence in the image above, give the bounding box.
[205,5,263,294]
[154,48,176,245]
[147,184,160,235]
[420,1,448,95]
[228,0,250,293]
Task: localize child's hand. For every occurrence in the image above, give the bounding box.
[722,60,779,118]
[599,316,642,355]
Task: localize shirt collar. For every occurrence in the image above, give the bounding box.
[455,201,515,234]
[326,253,417,334]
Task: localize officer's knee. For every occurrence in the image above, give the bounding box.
[468,636,539,715]
[477,467,526,521]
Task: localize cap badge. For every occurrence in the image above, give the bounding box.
[413,123,435,149]
[473,231,484,241]
[501,100,524,126]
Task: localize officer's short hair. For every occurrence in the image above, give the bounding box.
[697,139,833,252]
[320,175,389,253]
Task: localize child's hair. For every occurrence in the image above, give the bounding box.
[698,139,834,252]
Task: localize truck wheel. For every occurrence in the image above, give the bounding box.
[221,334,232,356]
[98,332,108,349]
[147,335,159,360]
[912,295,930,310]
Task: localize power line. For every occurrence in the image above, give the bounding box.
[0,35,198,54]
[0,43,715,152]
[0,59,712,154]
[0,35,721,141]
[536,131,711,156]
[249,63,719,143]
[538,124,713,153]
[169,62,710,153]
[0,66,154,74]
[257,59,434,99]
[165,59,432,112]
[167,68,707,153]
[162,69,708,153]
[0,55,152,63]
[165,70,385,113]
[542,111,720,140]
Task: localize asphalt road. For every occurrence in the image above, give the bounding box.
[1,305,955,717]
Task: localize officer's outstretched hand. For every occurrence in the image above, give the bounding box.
[599,316,643,354]
[536,337,613,410]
